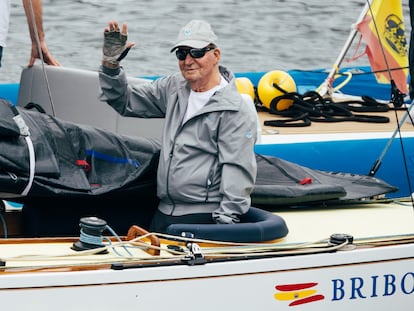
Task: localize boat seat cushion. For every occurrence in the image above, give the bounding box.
[17,65,164,139]
[165,207,289,243]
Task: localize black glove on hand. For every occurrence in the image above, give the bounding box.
[102,27,131,68]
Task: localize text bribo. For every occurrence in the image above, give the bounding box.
[332,273,414,300]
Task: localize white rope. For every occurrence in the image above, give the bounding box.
[21,135,35,196]
[11,112,35,196]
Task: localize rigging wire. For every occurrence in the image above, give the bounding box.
[364,0,413,205]
[26,0,55,116]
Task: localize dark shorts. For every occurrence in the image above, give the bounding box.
[0,46,3,68]
[149,209,215,233]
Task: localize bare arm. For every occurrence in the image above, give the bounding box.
[22,0,60,66]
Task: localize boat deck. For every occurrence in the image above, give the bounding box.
[258,108,414,137]
[0,198,413,269]
[273,198,414,244]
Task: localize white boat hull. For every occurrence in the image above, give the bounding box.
[0,242,413,310]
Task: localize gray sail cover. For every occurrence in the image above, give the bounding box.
[0,99,160,200]
[0,99,397,205]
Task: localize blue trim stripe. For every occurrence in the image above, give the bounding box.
[86,149,141,168]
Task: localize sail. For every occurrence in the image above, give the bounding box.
[356,0,409,94]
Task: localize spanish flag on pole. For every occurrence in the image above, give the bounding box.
[356,0,408,94]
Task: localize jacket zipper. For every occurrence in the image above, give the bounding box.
[166,147,175,215]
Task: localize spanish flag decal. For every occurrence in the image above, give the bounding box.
[274,282,325,306]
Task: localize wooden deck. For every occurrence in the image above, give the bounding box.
[258,108,414,136]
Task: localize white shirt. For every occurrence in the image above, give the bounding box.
[182,75,262,143]
[0,0,11,47]
[182,75,228,123]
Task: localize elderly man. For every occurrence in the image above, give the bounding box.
[98,19,257,233]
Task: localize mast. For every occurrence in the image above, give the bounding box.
[318,0,373,96]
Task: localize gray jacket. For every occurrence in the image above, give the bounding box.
[98,65,257,224]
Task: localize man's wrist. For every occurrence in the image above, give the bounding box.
[101,59,120,69]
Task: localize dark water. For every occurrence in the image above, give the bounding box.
[0,0,411,82]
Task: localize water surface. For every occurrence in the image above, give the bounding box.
[0,0,411,83]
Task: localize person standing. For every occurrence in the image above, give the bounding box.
[98,20,258,233]
[0,0,59,69]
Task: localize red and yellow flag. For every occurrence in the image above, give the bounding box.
[356,0,408,94]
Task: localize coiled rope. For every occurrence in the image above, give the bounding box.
[262,90,391,127]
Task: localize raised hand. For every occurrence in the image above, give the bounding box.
[102,21,135,68]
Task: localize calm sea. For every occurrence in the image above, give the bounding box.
[0,0,411,83]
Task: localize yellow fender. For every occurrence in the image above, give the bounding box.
[235,77,255,101]
[257,70,296,111]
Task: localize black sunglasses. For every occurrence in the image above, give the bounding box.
[175,46,215,61]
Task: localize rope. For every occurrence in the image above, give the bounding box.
[21,136,35,196]
[10,106,35,196]
[77,220,133,257]
[262,90,391,127]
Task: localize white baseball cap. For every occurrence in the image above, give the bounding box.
[170,20,218,52]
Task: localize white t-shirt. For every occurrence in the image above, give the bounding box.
[0,0,11,47]
[182,76,262,143]
[182,75,228,123]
